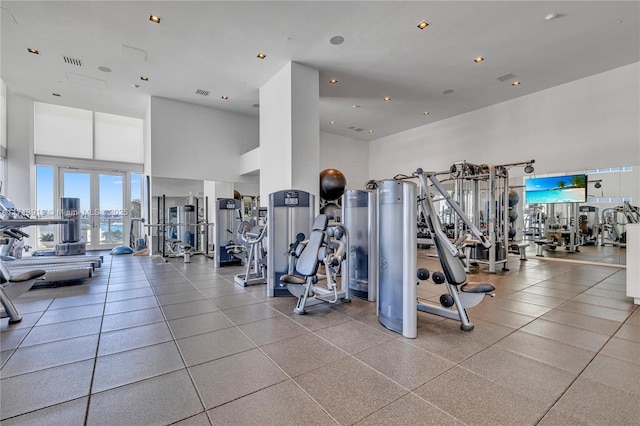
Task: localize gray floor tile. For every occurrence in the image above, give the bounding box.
[198,284,246,298]
[496,330,596,374]
[355,340,456,390]
[581,354,640,396]
[92,341,185,393]
[0,327,30,351]
[207,379,336,425]
[490,298,555,317]
[520,318,610,351]
[35,303,104,325]
[103,296,159,315]
[87,369,203,425]
[261,333,348,378]
[314,319,393,355]
[615,322,640,343]
[571,293,636,311]
[536,409,590,425]
[0,360,94,420]
[355,392,465,425]
[0,397,88,426]
[174,412,212,425]
[558,300,632,322]
[411,322,490,363]
[471,307,536,329]
[177,327,255,367]
[551,377,640,425]
[20,316,102,347]
[287,303,353,331]
[168,310,234,339]
[414,366,549,425]
[98,321,173,356]
[541,308,622,335]
[295,356,408,425]
[156,289,206,306]
[207,292,262,310]
[221,302,281,325]
[100,306,165,332]
[105,286,155,302]
[190,348,287,409]
[238,315,308,346]
[600,336,640,365]
[47,293,106,310]
[161,299,218,320]
[1,334,99,378]
[0,311,42,330]
[461,345,577,404]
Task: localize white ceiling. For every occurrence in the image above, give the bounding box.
[2,1,639,140]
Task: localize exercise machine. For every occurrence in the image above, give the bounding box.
[0,260,46,323]
[376,171,495,338]
[281,214,350,314]
[213,198,243,267]
[341,189,377,301]
[267,190,315,297]
[233,220,268,287]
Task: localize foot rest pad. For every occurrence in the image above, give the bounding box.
[460,282,496,294]
[280,274,306,285]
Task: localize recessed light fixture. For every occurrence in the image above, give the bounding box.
[512,81,521,86]
[140,76,149,81]
[221,96,229,100]
[329,79,338,84]
[417,20,429,30]
[443,89,454,94]
[329,121,335,125]
[474,56,484,63]
[368,130,374,134]
[257,53,266,59]
[132,84,140,89]
[27,48,39,54]
[383,97,391,101]
[149,14,162,24]
[352,105,360,109]
[544,13,560,21]
[52,93,61,97]
[97,66,112,73]
[329,35,345,45]
[423,111,430,116]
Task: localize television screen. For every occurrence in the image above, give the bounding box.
[525,174,587,204]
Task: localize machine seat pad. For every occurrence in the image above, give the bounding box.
[10,269,46,283]
[280,274,306,285]
[460,282,496,294]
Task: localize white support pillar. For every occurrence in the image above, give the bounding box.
[259,62,319,210]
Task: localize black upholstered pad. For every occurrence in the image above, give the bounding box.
[460,282,496,293]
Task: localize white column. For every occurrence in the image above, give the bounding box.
[627,224,640,305]
[259,62,319,208]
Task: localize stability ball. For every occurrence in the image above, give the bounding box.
[319,169,347,200]
[508,189,519,207]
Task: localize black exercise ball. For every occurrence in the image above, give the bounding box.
[508,207,518,222]
[508,189,519,207]
[319,169,347,200]
[320,202,341,220]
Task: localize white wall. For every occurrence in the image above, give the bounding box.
[370,63,640,184]
[320,131,369,191]
[149,96,259,182]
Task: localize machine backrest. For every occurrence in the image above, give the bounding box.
[294,214,328,277]
[427,214,468,285]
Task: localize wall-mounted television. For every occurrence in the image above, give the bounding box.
[525,174,587,204]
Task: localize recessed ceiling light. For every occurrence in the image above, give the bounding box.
[27,48,39,54]
[149,14,162,24]
[329,79,338,84]
[443,89,454,94]
[368,130,374,134]
[512,81,521,86]
[423,112,430,116]
[417,21,429,30]
[352,105,360,109]
[329,121,335,125]
[97,66,111,72]
[544,13,560,21]
[221,96,229,100]
[383,97,391,101]
[257,53,266,59]
[140,76,149,81]
[252,103,260,108]
[132,84,140,89]
[474,56,484,63]
[52,93,61,97]
[329,35,344,45]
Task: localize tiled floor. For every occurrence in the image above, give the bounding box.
[1,250,638,425]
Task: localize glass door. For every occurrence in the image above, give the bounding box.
[61,169,125,250]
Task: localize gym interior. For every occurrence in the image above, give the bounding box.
[1,2,639,425]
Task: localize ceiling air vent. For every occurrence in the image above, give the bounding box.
[63,56,83,67]
[195,89,209,96]
[497,73,515,82]
[354,128,364,132]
